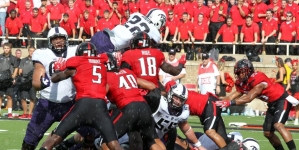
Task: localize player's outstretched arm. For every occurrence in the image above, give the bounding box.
[234,83,265,105]
[160,62,184,76]
[137,78,156,90]
[32,62,47,91]
[51,69,76,83]
[160,55,186,76]
[179,121,207,150]
[219,90,242,100]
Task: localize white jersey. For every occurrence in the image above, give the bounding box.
[32,46,77,103]
[153,96,190,139]
[112,13,160,50]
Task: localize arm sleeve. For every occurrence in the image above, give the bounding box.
[66,57,79,69]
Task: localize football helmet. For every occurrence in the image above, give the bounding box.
[47,27,69,53]
[227,132,243,146]
[106,53,118,72]
[130,31,150,49]
[146,8,166,30]
[167,84,188,110]
[242,138,260,150]
[234,59,254,82]
[76,42,97,56]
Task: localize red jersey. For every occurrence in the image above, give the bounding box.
[80,5,97,18]
[218,24,238,42]
[5,17,23,35]
[241,22,260,42]
[229,5,249,26]
[252,2,267,23]
[210,4,227,22]
[64,7,80,24]
[178,21,192,40]
[192,5,210,23]
[164,80,208,116]
[60,20,75,36]
[19,8,33,24]
[235,72,287,103]
[192,22,209,40]
[97,18,115,31]
[279,21,296,42]
[262,18,278,37]
[79,16,95,35]
[121,48,165,87]
[139,0,155,15]
[47,3,65,20]
[166,17,179,35]
[66,56,108,100]
[173,2,188,19]
[30,15,46,33]
[107,69,145,109]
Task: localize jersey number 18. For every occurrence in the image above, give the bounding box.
[138,57,157,76]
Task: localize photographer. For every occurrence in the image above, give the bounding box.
[18,46,35,119]
[0,43,18,118]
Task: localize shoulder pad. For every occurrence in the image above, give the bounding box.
[183,104,189,110]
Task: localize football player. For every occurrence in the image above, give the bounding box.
[121,31,186,112]
[40,42,123,150]
[217,59,298,150]
[164,81,239,150]
[21,27,77,150]
[98,53,164,150]
[91,8,166,53]
[152,84,206,150]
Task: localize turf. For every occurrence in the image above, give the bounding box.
[0,115,298,149]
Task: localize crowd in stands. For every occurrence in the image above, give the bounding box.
[1,0,299,55]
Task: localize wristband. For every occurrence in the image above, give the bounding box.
[230,99,236,106]
[194,141,201,147]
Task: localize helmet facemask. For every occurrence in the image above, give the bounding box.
[49,35,68,54]
[167,84,188,111]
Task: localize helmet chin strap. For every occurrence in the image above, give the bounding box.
[52,47,67,57]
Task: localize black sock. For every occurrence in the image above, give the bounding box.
[274,144,284,150]
[286,140,296,150]
[64,136,76,148]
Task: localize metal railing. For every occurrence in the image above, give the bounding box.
[2,36,298,56]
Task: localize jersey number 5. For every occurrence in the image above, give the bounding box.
[92,66,102,84]
[139,57,156,76]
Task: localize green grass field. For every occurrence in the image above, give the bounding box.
[0,115,298,150]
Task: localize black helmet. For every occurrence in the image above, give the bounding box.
[106,53,118,72]
[76,42,97,56]
[234,59,254,82]
[130,31,150,49]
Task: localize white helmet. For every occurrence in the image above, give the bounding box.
[242,138,260,150]
[167,83,188,110]
[228,132,243,146]
[47,27,69,52]
[146,8,166,30]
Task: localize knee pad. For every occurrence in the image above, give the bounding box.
[22,141,36,150]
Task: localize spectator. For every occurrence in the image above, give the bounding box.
[159,49,186,86]
[109,2,122,26]
[128,0,140,14]
[94,0,111,18]
[173,0,188,20]
[190,13,209,53]
[240,16,260,54]
[216,59,228,97]
[0,43,18,119]
[119,0,130,16]
[40,0,47,7]
[286,0,298,16]
[64,0,80,29]
[275,57,286,87]
[284,58,292,90]
[15,0,33,15]
[229,0,248,34]
[29,7,47,48]
[5,9,23,48]
[252,0,267,30]
[18,0,33,47]
[191,0,209,23]
[214,17,238,54]
[12,49,21,111]
[209,0,227,42]
[286,59,299,125]
[78,10,94,40]
[18,47,35,119]
[261,9,278,55]
[80,0,97,25]
[279,0,292,23]
[196,53,220,95]
[121,9,130,24]
[139,0,155,15]
[0,0,9,43]
[268,0,280,22]
[277,11,296,55]
[97,10,115,31]
[163,10,179,47]
[59,13,75,40]
[47,0,64,28]
[39,5,48,38]
[178,12,192,49]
